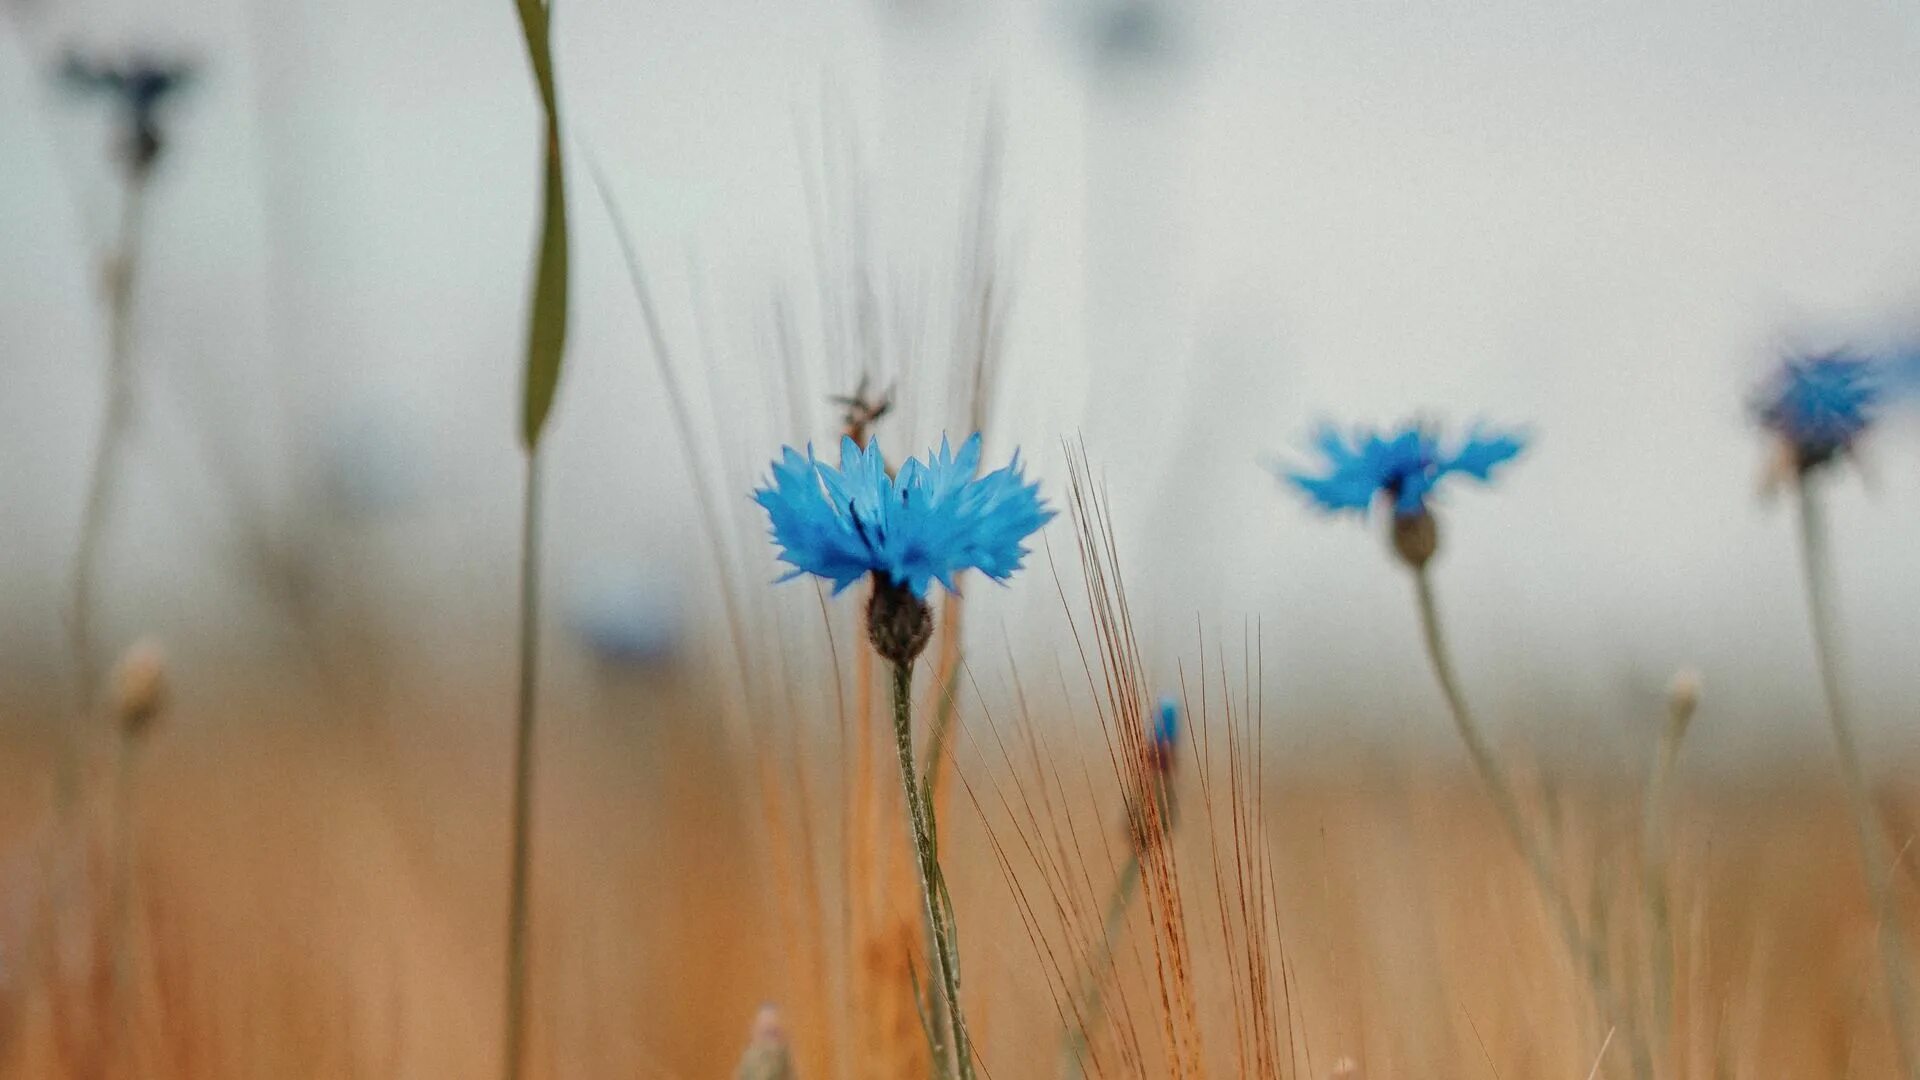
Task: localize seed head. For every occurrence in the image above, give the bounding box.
[1390,510,1438,569]
[866,577,934,666]
[1666,667,1701,738]
[733,1004,793,1080]
[111,639,167,738]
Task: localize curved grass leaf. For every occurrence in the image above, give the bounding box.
[513,0,568,450]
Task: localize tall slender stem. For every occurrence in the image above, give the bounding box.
[1640,700,1685,1062]
[890,661,974,1080]
[502,456,544,1080]
[1061,839,1146,1079]
[1795,481,1919,1078]
[1411,565,1652,1080]
[66,173,150,805]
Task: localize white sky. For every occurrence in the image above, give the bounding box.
[6,0,1920,763]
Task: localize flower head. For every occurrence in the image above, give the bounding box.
[754,433,1054,600]
[1153,697,1180,748]
[110,638,167,739]
[1147,696,1180,775]
[61,50,196,175]
[1753,350,1881,472]
[1284,421,1526,520]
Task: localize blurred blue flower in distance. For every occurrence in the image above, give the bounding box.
[1285,421,1526,520]
[1754,350,1882,471]
[565,561,681,666]
[1148,696,1180,774]
[60,50,196,174]
[754,433,1054,599]
[1153,697,1180,749]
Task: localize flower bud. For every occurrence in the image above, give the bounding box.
[1666,667,1701,739]
[1390,510,1438,569]
[111,639,167,739]
[733,1004,792,1080]
[866,577,933,667]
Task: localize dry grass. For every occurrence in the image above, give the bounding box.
[0,662,1909,1079]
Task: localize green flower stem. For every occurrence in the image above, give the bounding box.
[1060,854,1140,1080]
[891,660,974,1080]
[1795,480,1919,1078]
[1411,566,1652,1080]
[1641,680,1694,1062]
[502,456,544,1080]
[1061,775,1173,1080]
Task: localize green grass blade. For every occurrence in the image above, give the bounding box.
[512,0,568,450]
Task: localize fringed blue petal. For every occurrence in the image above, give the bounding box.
[753,431,1053,597]
[1283,418,1526,520]
[1755,351,1881,462]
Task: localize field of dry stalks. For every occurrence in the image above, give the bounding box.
[0,661,1911,1079]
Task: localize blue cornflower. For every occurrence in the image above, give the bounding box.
[756,433,1051,663]
[1281,420,1525,568]
[1754,351,1882,472]
[1153,698,1180,748]
[755,433,1053,599]
[1285,421,1526,520]
[1147,697,1180,775]
[61,51,196,175]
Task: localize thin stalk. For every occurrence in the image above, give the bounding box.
[1411,565,1653,1080]
[1642,681,1694,1062]
[918,597,964,1069]
[1795,481,1919,1078]
[66,172,150,805]
[1061,844,1144,1079]
[890,661,974,1080]
[502,456,544,1080]
[40,167,152,1017]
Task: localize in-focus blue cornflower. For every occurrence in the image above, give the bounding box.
[754,433,1054,600]
[1754,351,1882,472]
[1285,421,1526,520]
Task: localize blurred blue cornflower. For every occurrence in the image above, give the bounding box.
[61,50,196,175]
[1281,420,1525,568]
[755,433,1053,600]
[1153,697,1179,747]
[1753,350,1882,473]
[1284,421,1526,520]
[1147,696,1179,775]
[564,561,682,667]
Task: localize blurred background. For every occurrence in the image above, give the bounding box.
[9,0,1920,766]
[6,2,1920,1075]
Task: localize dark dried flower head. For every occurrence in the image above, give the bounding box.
[60,50,196,176]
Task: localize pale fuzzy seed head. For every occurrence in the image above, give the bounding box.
[749,1003,785,1045]
[733,1004,792,1080]
[1667,667,1701,734]
[111,639,167,738]
[1328,1056,1363,1079]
